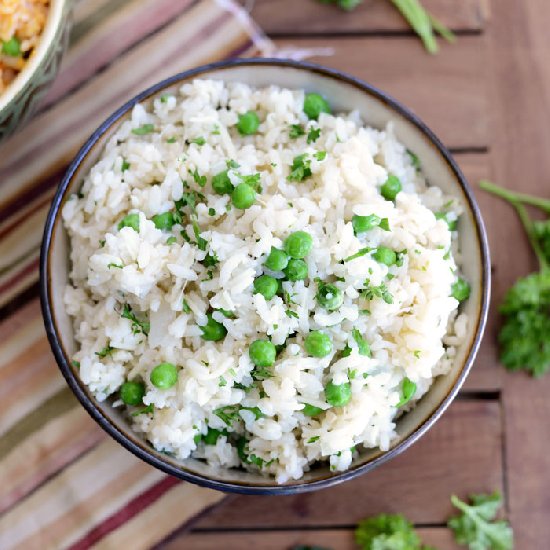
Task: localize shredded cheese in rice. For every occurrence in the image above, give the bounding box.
[62,80,469,483]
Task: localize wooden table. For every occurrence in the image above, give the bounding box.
[163,1,550,548]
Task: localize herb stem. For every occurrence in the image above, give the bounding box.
[479,179,550,213]
[514,201,549,272]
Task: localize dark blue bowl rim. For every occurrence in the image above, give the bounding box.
[40,57,491,495]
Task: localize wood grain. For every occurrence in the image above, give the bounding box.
[193,400,503,528]
[485,0,550,546]
[165,527,461,549]
[274,35,490,149]
[245,0,489,35]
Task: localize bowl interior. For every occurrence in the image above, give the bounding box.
[0,0,66,110]
[45,61,488,492]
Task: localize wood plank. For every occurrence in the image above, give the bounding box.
[246,0,488,35]
[486,0,550,546]
[167,527,461,549]
[194,400,503,528]
[274,35,489,149]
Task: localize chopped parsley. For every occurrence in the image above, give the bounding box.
[343,247,374,262]
[288,154,312,182]
[361,280,394,304]
[95,345,114,358]
[352,329,371,356]
[121,304,150,335]
[307,127,321,144]
[190,137,206,146]
[131,404,154,417]
[121,160,130,172]
[289,124,305,139]
[314,150,327,161]
[107,262,123,269]
[307,436,320,443]
[192,168,207,187]
[166,137,177,144]
[131,124,155,135]
[182,299,191,313]
[219,376,227,387]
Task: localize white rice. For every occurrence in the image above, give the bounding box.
[62,79,468,483]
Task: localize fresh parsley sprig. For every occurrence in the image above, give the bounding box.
[480,180,550,376]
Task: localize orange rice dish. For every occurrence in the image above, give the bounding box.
[0,0,49,94]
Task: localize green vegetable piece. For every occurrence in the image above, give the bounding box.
[381,174,402,201]
[214,405,240,426]
[361,280,394,304]
[379,218,390,231]
[355,513,424,550]
[390,0,455,55]
[132,124,155,135]
[118,212,140,232]
[237,111,260,135]
[160,93,173,103]
[373,246,397,266]
[451,278,471,302]
[231,182,256,209]
[302,403,323,417]
[352,214,381,234]
[289,124,305,139]
[287,153,313,182]
[120,381,145,406]
[121,160,130,172]
[283,258,308,281]
[316,283,344,311]
[152,211,175,231]
[200,314,227,341]
[2,37,21,56]
[284,230,313,259]
[150,362,178,389]
[307,127,321,144]
[304,331,333,358]
[407,148,421,170]
[212,170,234,195]
[249,339,277,368]
[264,247,289,271]
[253,275,279,300]
[448,492,513,550]
[191,136,206,145]
[397,377,416,407]
[204,427,227,445]
[435,211,458,231]
[325,381,352,407]
[303,93,331,120]
[352,328,371,356]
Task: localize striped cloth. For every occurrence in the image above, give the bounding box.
[0,1,270,548]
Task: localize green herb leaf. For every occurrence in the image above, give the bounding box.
[289,124,305,139]
[132,124,155,135]
[351,328,371,356]
[288,154,312,182]
[448,492,513,550]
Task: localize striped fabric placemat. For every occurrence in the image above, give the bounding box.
[0,1,270,548]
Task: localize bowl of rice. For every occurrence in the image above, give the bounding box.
[41,59,490,494]
[0,0,71,140]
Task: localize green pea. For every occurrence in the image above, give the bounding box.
[316,283,344,311]
[451,278,470,302]
[352,214,381,234]
[381,174,402,201]
[237,111,260,135]
[212,170,234,195]
[231,182,256,209]
[264,247,289,271]
[303,93,331,120]
[302,403,323,417]
[283,258,308,281]
[120,381,145,406]
[204,427,226,445]
[152,211,174,231]
[325,381,352,407]
[150,362,178,389]
[304,331,333,358]
[2,37,21,57]
[253,275,279,300]
[200,314,227,341]
[397,377,417,407]
[118,212,140,232]
[373,246,397,266]
[284,230,313,259]
[249,339,277,367]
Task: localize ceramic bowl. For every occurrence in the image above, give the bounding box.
[40,58,490,494]
[0,0,71,140]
